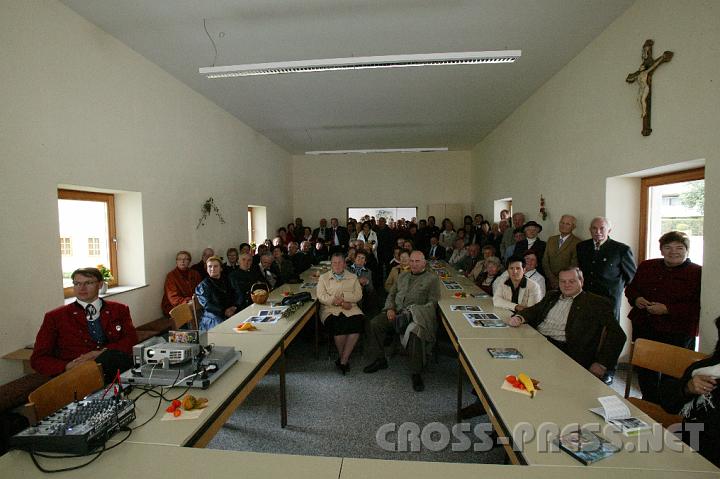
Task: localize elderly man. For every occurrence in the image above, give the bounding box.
[576,217,636,320]
[254,252,280,290]
[191,247,215,279]
[313,218,329,242]
[363,251,441,392]
[500,212,526,256]
[328,217,350,253]
[288,241,313,274]
[505,267,626,379]
[31,267,138,383]
[229,253,255,309]
[542,214,581,289]
[448,238,468,268]
[458,243,481,274]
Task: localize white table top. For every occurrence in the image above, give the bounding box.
[458,337,718,472]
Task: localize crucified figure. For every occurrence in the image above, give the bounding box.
[626,39,673,136]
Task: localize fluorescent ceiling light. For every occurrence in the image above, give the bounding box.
[305,148,449,155]
[200,50,520,78]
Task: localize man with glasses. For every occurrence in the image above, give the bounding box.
[31,267,137,383]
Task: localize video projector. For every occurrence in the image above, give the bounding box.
[120,336,241,389]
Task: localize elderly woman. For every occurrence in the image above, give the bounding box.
[195,256,238,330]
[662,316,720,467]
[162,250,203,316]
[317,253,364,374]
[385,250,411,293]
[476,256,503,295]
[223,247,240,274]
[493,256,542,312]
[357,221,378,255]
[626,231,702,402]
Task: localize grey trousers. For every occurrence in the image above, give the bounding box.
[366,311,425,374]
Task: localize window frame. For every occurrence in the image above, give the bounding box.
[638,167,704,261]
[58,189,118,297]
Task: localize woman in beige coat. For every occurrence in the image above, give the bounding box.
[317,253,364,374]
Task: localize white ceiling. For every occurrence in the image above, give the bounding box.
[60,0,635,154]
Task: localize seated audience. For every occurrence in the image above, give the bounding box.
[31,267,137,383]
[364,251,441,392]
[388,246,402,269]
[523,250,546,298]
[317,253,365,374]
[195,256,238,330]
[313,238,330,263]
[493,256,542,312]
[426,234,445,261]
[476,256,503,295]
[313,218,329,241]
[223,247,240,275]
[191,247,214,279]
[457,243,481,273]
[162,250,203,316]
[626,231,702,403]
[467,245,497,280]
[300,240,317,265]
[385,250,411,293]
[229,253,255,309]
[272,245,296,285]
[346,247,357,267]
[448,238,468,268]
[254,252,280,290]
[439,220,457,250]
[357,221,378,255]
[288,241,313,274]
[503,228,525,262]
[661,316,720,468]
[350,250,378,315]
[505,267,625,379]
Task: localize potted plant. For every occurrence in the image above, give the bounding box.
[96,264,113,294]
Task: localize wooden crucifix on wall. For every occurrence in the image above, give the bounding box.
[626,39,673,136]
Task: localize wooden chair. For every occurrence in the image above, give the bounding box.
[25,361,104,424]
[169,295,200,330]
[624,338,707,428]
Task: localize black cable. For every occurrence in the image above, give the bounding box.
[203,18,218,66]
[29,444,104,473]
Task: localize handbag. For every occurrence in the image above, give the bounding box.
[280,291,312,306]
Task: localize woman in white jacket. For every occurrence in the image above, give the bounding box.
[493,256,542,312]
[357,221,378,255]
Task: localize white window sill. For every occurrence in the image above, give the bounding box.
[64,284,149,305]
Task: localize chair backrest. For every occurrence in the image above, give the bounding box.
[624,338,707,398]
[169,295,199,330]
[27,361,104,422]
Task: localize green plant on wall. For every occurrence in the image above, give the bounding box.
[196,197,226,229]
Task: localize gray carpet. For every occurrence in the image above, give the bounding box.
[208,333,506,464]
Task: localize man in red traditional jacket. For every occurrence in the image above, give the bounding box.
[31,267,137,382]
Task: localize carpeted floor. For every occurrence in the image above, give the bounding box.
[208,332,506,464]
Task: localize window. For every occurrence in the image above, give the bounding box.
[58,189,118,297]
[639,168,704,264]
[87,237,101,256]
[60,237,72,256]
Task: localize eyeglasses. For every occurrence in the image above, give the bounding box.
[73,280,98,287]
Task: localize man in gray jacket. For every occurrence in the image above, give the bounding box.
[363,251,441,392]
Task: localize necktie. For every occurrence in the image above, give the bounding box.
[85,304,97,321]
[595,241,601,251]
[559,236,565,248]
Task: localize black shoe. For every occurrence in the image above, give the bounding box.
[602,372,615,385]
[412,374,425,392]
[363,358,388,373]
[459,401,486,419]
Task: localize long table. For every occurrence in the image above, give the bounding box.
[432,261,717,471]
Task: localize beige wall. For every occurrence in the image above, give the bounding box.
[292,151,473,226]
[471,0,719,352]
[0,0,292,382]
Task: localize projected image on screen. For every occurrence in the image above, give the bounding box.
[347,207,417,225]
